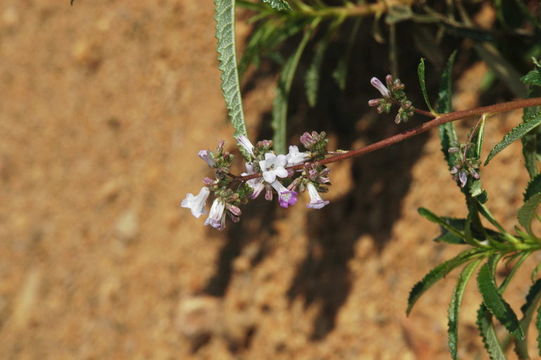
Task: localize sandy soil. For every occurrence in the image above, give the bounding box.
[0,1,538,359]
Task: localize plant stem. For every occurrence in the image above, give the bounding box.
[238,97,541,181]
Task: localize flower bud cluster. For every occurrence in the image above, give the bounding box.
[368,75,414,124]
[181,132,332,230]
[448,144,481,188]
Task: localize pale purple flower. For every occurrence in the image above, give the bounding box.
[235,135,255,157]
[242,163,265,199]
[286,145,309,166]
[370,77,390,97]
[306,183,329,209]
[271,181,298,208]
[300,132,316,148]
[181,187,210,218]
[204,198,226,230]
[198,150,215,167]
[368,99,380,107]
[259,153,288,183]
[458,171,468,188]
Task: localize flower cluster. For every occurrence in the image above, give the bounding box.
[448,144,481,188]
[181,132,331,230]
[368,75,414,124]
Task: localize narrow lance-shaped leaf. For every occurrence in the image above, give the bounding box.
[214,0,248,139]
[518,192,541,239]
[407,248,482,315]
[485,112,541,165]
[437,52,459,169]
[417,58,435,113]
[305,36,330,107]
[260,0,291,11]
[515,276,541,359]
[272,28,313,154]
[332,18,361,90]
[477,303,506,360]
[448,258,482,360]
[477,256,525,340]
[524,173,541,201]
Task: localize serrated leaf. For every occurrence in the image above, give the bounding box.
[418,208,465,240]
[518,192,541,238]
[448,259,482,360]
[417,58,435,113]
[305,38,328,107]
[214,0,248,140]
[522,68,541,87]
[407,249,482,315]
[477,304,506,360]
[515,277,541,359]
[332,18,361,91]
[437,52,459,169]
[478,257,525,340]
[525,174,541,201]
[272,29,312,154]
[260,0,291,11]
[485,112,541,165]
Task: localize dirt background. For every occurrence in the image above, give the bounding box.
[0,1,539,359]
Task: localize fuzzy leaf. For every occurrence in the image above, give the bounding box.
[525,174,541,201]
[260,0,291,11]
[518,192,541,238]
[407,249,482,315]
[437,52,459,169]
[448,259,482,359]
[477,304,506,360]
[515,278,541,359]
[214,0,248,139]
[305,40,327,107]
[272,29,312,154]
[485,112,541,165]
[478,258,525,340]
[417,58,435,113]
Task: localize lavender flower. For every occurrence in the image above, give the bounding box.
[181,187,210,218]
[198,150,215,167]
[204,198,226,230]
[259,153,288,183]
[306,183,329,209]
[370,77,390,97]
[270,180,298,208]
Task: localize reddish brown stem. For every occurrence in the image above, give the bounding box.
[238,97,541,181]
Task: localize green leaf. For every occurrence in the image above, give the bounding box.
[214,0,248,139]
[485,112,541,165]
[518,192,541,238]
[418,208,465,241]
[437,52,459,169]
[478,257,525,340]
[407,249,482,315]
[524,174,541,201]
[448,259,482,360]
[477,304,506,360]
[272,29,312,154]
[417,58,435,113]
[332,18,361,91]
[515,277,541,359]
[305,37,329,107]
[522,68,541,87]
[260,0,291,11]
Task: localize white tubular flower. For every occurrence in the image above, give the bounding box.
[370,77,390,98]
[259,153,288,183]
[235,135,255,157]
[286,145,309,166]
[242,163,265,199]
[181,187,210,218]
[306,183,329,209]
[204,198,226,230]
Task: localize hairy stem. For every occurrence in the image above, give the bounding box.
[238,97,541,181]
